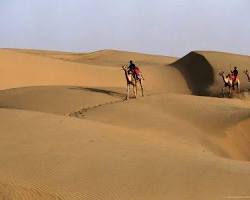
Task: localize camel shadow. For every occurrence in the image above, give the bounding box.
[69,87,126,98]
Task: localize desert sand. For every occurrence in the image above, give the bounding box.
[0,48,250,200]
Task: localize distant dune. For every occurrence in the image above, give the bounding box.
[0,49,188,93]
[171,51,250,95]
[6,48,177,66]
[0,48,249,200]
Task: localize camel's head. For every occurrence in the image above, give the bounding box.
[121,65,127,71]
[218,71,225,76]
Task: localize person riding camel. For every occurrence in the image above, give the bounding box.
[128,60,143,80]
[231,66,239,82]
[128,60,136,74]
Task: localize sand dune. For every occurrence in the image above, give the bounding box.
[0,86,124,115]
[171,51,250,95]
[0,49,188,93]
[75,93,250,161]
[6,48,177,67]
[0,49,249,200]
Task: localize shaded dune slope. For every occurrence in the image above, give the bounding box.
[223,118,250,160]
[171,51,250,95]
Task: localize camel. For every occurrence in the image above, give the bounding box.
[219,71,240,96]
[243,69,250,82]
[122,65,144,100]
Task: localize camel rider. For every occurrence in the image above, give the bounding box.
[128,60,143,80]
[128,60,136,73]
[231,66,238,82]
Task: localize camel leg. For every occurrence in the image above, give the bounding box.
[139,80,144,97]
[221,87,225,97]
[126,84,130,100]
[135,80,138,96]
[229,87,232,97]
[237,82,240,93]
[133,83,137,98]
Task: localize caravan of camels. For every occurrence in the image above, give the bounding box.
[122,60,250,99]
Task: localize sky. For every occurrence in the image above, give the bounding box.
[0,0,249,57]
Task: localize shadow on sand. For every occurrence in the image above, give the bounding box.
[171,51,215,96]
[69,87,126,98]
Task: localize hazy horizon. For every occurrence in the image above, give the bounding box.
[1,0,250,57]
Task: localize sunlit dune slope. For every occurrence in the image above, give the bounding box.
[75,93,250,161]
[6,48,177,66]
[0,49,189,93]
[0,86,123,115]
[0,107,250,200]
[0,84,249,162]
